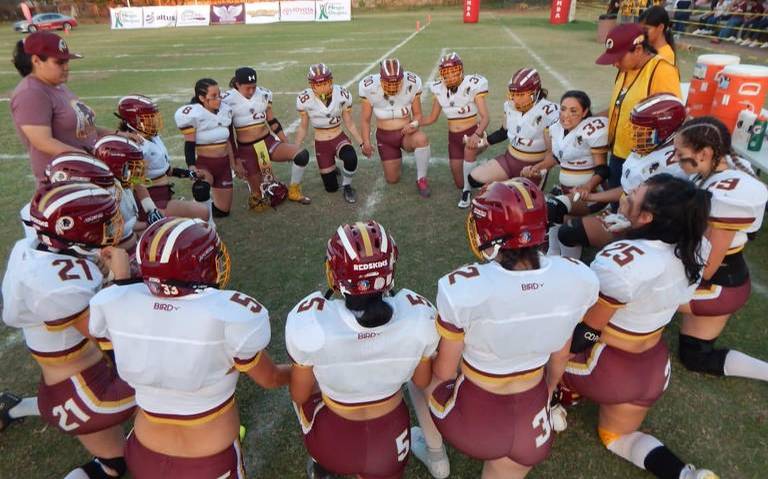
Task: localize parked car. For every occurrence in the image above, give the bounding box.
[14,13,78,33]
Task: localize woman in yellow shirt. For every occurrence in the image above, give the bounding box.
[640,6,677,66]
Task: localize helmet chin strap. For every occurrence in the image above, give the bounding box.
[481,243,502,261]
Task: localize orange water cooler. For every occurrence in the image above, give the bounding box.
[710,64,768,132]
[685,54,740,118]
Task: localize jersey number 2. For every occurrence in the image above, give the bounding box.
[53,259,93,282]
[52,399,91,432]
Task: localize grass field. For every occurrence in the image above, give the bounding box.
[1,6,767,478]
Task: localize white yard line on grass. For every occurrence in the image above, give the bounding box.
[751,279,768,299]
[357,176,386,221]
[501,24,574,90]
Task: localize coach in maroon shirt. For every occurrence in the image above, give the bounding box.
[10,32,115,186]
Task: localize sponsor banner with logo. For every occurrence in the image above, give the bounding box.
[280,0,316,21]
[244,2,281,24]
[143,6,178,28]
[176,5,211,27]
[315,0,351,21]
[210,3,246,24]
[109,7,143,29]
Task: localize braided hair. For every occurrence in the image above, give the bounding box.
[191,78,218,105]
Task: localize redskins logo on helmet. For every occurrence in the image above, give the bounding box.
[115,95,163,138]
[507,68,542,113]
[30,182,123,254]
[94,135,146,187]
[137,217,230,297]
[380,58,404,97]
[45,152,115,189]
[630,93,685,155]
[308,63,333,102]
[326,221,398,296]
[466,178,547,260]
[439,52,464,90]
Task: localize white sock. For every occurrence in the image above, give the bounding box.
[724,350,768,381]
[290,163,306,185]
[606,431,663,470]
[342,167,354,187]
[547,225,562,256]
[9,397,39,419]
[406,381,443,449]
[63,470,90,479]
[560,243,582,259]
[414,146,430,180]
[462,161,474,192]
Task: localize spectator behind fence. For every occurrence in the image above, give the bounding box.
[713,0,750,42]
[736,0,767,47]
[692,0,733,35]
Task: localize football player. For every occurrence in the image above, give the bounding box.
[2,182,135,479]
[420,52,490,208]
[675,117,768,382]
[359,58,432,197]
[115,95,212,223]
[425,179,599,479]
[562,174,717,479]
[89,217,290,478]
[223,67,311,208]
[467,68,559,190]
[294,64,364,204]
[175,78,238,217]
[519,90,609,256]
[554,93,687,258]
[285,221,439,479]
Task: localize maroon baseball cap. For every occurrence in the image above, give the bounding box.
[23,32,82,60]
[596,23,645,65]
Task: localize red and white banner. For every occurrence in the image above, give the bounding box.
[550,0,576,24]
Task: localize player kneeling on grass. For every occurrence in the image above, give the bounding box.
[2,182,135,479]
[286,221,439,479]
[88,217,290,479]
[561,174,718,479]
[115,95,213,224]
[421,52,490,208]
[223,67,311,210]
[675,117,768,382]
[294,64,364,204]
[421,179,598,479]
[359,58,433,198]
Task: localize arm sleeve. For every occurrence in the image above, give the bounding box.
[174,106,197,135]
[88,291,109,340]
[471,75,489,97]
[590,253,636,308]
[296,91,307,112]
[435,280,465,341]
[224,300,272,373]
[30,276,101,332]
[11,87,54,127]
[586,117,610,151]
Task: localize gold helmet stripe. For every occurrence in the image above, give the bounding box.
[148,218,186,262]
[506,180,534,210]
[355,222,374,257]
[38,183,87,212]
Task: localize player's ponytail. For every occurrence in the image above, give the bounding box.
[191,78,218,105]
[560,90,593,118]
[12,40,39,77]
[229,76,237,89]
[626,174,710,284]
[639,6,675,52]
[345,292,393,328]
[497,247,541,271]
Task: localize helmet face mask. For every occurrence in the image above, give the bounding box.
[439,52,464,89]
[117,95,163,138]
[94,135,147,187]
[507,68,542,113]
[380,58,404,97]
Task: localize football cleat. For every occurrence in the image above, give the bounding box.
[248,194,269,213]
[680,465,719,479]
[342,185,357,204]
[0,392,23,432]
[550,404,568,432]
[288,183,312,205]
[411,427,450,479]
[417,177,431,198]
[458,190,471,209]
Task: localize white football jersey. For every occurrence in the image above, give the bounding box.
[359,72,422,121]
[285,289,439,405]
[20,203,35,240]
[141,136,171,180]
[621,143,686,194]
[221,87,272,132]
[592,239,704,334]
[698,169,768,251]
[296,85,352,130]
[549,116,609,188]
[174,103,232,145]
[89,284,271,416]
[2,238,103,357]
[504,99,560,156]
[436,258,599,376]
[117,186,138,240]
[429,74,489,120]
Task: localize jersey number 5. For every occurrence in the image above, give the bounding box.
[230,293,263,313]
[599,242,645,267]
[395,429,410,461]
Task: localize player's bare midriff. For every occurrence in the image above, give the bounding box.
[601,327,664,354]
[447,116,478,133]
[314,125,344,142]
[325,390,403,421]
[462,364,545,395]
[376,117,411,132]
[195,143,229,159]
[234,123,271,144]
[38,341,105,386]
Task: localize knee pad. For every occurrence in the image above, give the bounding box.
[191,179,210,202]
[558,218,589,247]
[678,334,728,376]
[546,196,570,226]
[321,171,339,192]
[468,174,484,189]
[81,456,127,478]
[338,145,358,172]
[293,149,310,167]
[211,204,230,218]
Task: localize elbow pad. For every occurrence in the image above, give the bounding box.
[486,126,508,145]
[184,141,196,167]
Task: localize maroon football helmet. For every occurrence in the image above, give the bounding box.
[94,135,145,186]
[45,152,115,189]
[467,178,548,260]
[380,58,404,96]
[137,217,230,297]
[326,221,398,296]
[507,67,542,112]
[630,93,686,155]
[308,63,333,100]
[439,52,464,89]
[29,182,123,252]
[116,95,163,138]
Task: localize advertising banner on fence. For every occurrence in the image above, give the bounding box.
[176,5,210,27]
[110,7,143,29]
[211,3,245,24]
[280,0,316,21]
[244,2,281,24]
[143,6,177,28]
[315,0,351,21]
